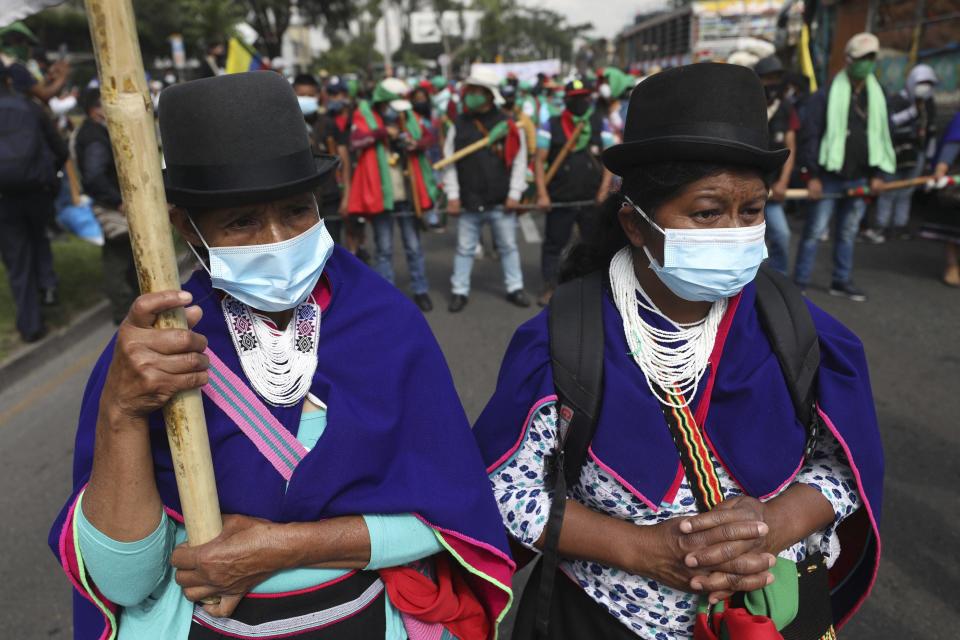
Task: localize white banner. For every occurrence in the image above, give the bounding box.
[469,59,562,82]
[410,10,482,44]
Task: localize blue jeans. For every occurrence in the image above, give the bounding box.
[793,175,868,286]
[451,208,524,296]
[764,201,790,275]
[875,159,924,229]
[371,203,429,295]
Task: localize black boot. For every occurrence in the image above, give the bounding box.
[414,293,433,312]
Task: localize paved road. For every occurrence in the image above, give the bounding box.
[1,213,958,638]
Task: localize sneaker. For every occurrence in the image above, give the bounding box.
[829,281,867,302]
[861,229,886,244]
[506,290,531,308]
[413,293,433,312]
[448,294,468,313]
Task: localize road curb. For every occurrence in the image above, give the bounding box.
[0,300,112,390]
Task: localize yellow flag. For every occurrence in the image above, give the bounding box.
[225,37,254,75]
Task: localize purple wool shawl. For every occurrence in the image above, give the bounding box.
[49,246,514,640]
[473,281,883,628]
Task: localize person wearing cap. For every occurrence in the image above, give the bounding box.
[0,21,71,102]
[534,79,614,305]
[754,56,800,275]
[292,73,351,246]
[347,78,435,312]
[474,63,882,638]
[48,71,514,640]
[864,64,939,243]
[442,67,530,312]
[794,32,896,301]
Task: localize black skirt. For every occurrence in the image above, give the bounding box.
[188,570,386,639]
[511,560,638,640]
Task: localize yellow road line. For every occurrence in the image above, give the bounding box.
[0,349,100,428]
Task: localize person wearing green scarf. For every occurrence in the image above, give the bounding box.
[794,32,895,302]
[533,79,614,305]
[0,21,71,102]
[347,78,433,312]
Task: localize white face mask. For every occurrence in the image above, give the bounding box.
[624,194,768,302]
[188,215,334,312]
[913,82,934,100]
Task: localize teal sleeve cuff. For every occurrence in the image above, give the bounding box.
[363,514,444,571]
[76,495,175,607]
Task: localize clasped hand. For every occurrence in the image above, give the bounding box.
[642,496,777,604]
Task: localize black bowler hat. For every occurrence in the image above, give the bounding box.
[602,63,788,176]
[159,71,339,208]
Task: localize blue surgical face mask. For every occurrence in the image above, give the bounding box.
[624,194,767,302]
[297,95,319,116]
[188,215,334,312]
[327,98,345,113]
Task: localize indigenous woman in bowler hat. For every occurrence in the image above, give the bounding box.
[49,72,513,640]
[474,64,883,638]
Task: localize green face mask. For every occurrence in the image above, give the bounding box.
[464,92,487,111]
[848,59,876,80]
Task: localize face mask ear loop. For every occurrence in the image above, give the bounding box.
[622,193,665,235]
[185,215,214,277]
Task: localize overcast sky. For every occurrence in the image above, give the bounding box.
[524,0,668,39]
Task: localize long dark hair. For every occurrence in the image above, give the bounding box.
[559,161,771,282]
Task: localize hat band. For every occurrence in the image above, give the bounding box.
[166,148,317,192]
[631,121,768,149]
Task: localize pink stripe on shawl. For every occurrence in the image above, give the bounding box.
[202,347,308,481]
[486,395,558,474]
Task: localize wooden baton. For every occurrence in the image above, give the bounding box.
[83,0,222,546]
[543,120,586,187]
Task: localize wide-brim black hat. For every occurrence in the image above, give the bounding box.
[602,63,788,177]
[159,71,339,208]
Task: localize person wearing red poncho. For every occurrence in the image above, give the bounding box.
[347,78,436,312]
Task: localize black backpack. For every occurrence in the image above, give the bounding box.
[0,91,55,192]
[534,264,821,637]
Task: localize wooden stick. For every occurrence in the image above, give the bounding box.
[83,0,222,547]
[432,136,491,171]
[785,174,958,200]
[543,120,585,187]
[64,159,82,206]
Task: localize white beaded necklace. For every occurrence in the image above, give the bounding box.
[222,295,320,407]
[609,247,726,408]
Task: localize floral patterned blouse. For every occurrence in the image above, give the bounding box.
[489,401,860,639]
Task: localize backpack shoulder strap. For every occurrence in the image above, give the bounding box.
[548,270,605,484]
[535,271,604,637]
[753,264,821,447]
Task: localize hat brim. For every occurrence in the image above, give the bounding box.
[390,98,413,112]
[602,137,789,177]
[164,154,340,209]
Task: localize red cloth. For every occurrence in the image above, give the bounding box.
[347,108,387,216]
[379,555,491,640]
[695,606,784,640]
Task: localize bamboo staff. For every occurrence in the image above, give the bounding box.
[432,120,510,171]
[84,0,222,547]
[64,159,83,206]
[785,174,958,200]
[543,120,586,187]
